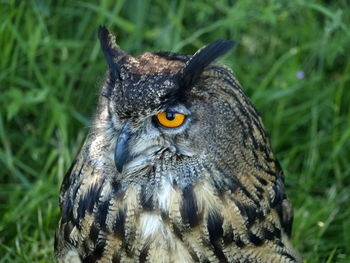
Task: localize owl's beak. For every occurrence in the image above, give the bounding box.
[114,123,132,173]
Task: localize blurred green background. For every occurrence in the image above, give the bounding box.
[1,0,350,262]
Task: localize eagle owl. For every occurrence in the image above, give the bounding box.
[55,27,300,263]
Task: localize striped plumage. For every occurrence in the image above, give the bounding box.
[55,27,300,263]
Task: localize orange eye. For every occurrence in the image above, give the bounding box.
[156,112,186,128]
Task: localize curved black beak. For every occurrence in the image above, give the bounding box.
[114,123,132,173]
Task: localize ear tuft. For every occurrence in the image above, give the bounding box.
[98,26,126,81]
[178,39,235,89]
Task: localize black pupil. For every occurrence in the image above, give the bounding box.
[166,112,176,121]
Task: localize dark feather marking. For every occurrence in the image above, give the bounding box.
[241,129,249,148]
[172,178,178,187]
[71,167,83,199]
[254,184,264,199]
[172,224,184,241]
[256,176,268,186]
[160,209,169,220]
[207,210,224,241]
[96,199,110,229]
[254,185,264,195]
[212,245,229,263]
[235,237,246,248]
[89,222,100,244]
[77,179,104,220]
[63,163,84,222]
[113,208,125,238]
[271,184,286,208]
[83,254,97,263]
[248,107,269,140]
[254,163,276,177]
[275,159,285,180]
[235,201,263,227]
[276,204,293,237]
[207,211,228,263]
[112,254,121,263]
[98,26,123,83]
[139,243,150,263]
[61,197,74,224]
[261,227,275,241]
[257,143,274,163]
[93,239,106,259]
[63,221,74,243]
[274,226,282,239]
[209,241,228,263]
[178,39,235,91]
[140,186,153,210]
[277,240,285,247]
[188,248,200,262]
[111,180,122,193]
[60,159,77,200]
[280,252,297,262]
[238,185,261,208]
[82,239,90,255]
[83,238,106,263]
[256,209,265,221]
[251,147,261,167]
[180,186,200,227]
[220,223,246,248]
[248,231,264,246]
[223,225,234,245]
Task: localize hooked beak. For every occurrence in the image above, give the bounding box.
[114,123,132,173]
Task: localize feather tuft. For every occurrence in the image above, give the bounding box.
[98,26,125,82]
[178,39,235,90]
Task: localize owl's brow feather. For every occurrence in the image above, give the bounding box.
[177,39,235,91]
[161,40,235,107]
[98,26,125,83]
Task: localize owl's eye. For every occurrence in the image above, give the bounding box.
[156,111,186,128]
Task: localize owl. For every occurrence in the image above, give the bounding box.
[55,26,300,263]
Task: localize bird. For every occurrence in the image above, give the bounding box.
[55,26,300,263]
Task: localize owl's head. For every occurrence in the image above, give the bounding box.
[92,27,272,189]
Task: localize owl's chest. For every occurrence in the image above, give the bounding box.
[66,177,215,262]
[59,171,299,263]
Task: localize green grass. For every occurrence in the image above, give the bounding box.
[1,0,349,262]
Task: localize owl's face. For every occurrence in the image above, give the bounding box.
[93,27,266,193]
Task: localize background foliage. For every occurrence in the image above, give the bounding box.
[1,0,350,262]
